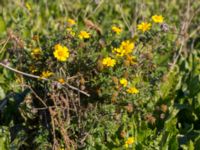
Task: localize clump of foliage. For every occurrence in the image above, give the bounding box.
[0,0,200,149]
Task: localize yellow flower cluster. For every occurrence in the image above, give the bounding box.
[112,40,134,57]
[78,30,90,39]
[137,22,151,32]
[111,26,122,35]
[102,57,116,67]
[152,15,164,23]
[124,137,135,148]
[120,40,134,54]
[53,44,69,62]
[41,71,53,78]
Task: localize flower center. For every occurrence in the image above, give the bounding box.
[58,50,64,56]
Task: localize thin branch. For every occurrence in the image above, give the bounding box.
[22,84,48,108]
[0,62,90,97]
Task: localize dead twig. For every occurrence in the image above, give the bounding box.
[0,62,90,97]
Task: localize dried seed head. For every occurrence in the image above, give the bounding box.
[160,113,165,119]
[97,59,104,71]
[145,113,156,125]
[80,85,86,90]
[123,71,129,79]
[99,38,106,47]
[96,88,101,96]
[124,103,134,113]
[94,0,100,4]
[80,76,85,85]
[114,113,121,121]
[124,60,130,67]
[112,76,119,85]
[160,23,169,32]
[161,104,168,113]
[111,92,118,103]
[32,35,39,41]
[120,131,126,138]
[84,19,102,35]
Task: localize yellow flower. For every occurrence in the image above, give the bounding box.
[112,40,134,57]
[120,78,128,87]
[112,26,122,35]
[137,22,151,32]
[78,31,90,39]
[120,40,134,54]
[126,137,134,144]
[31,48,42,58]
[41,71,53,78]
[152,15,164,23]
[25,2,31,11]
[67,18,76,26]
[53,44,69,62]
[102,57,116,67]
[58,78,65,84]
[66,28,75,36]
[127,87,139,94]
[124,137,135,148]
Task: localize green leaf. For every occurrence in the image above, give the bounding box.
[188,140,194,150]
[0,86,5,99]
[168,135,178,150]
[159,66,179,99]
[0,16,6,34]
[0,126,10,150]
